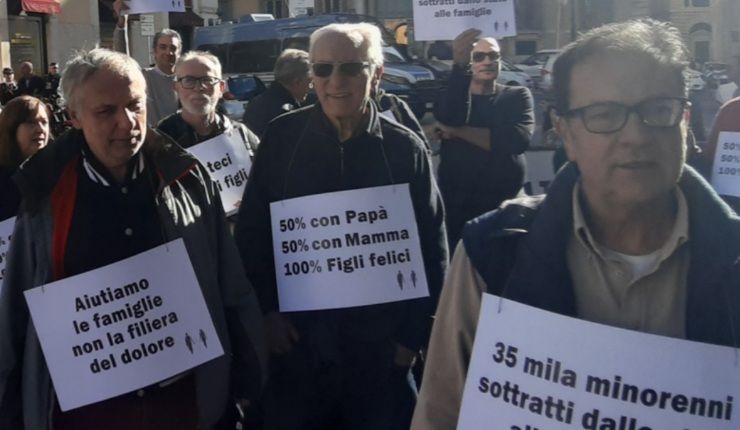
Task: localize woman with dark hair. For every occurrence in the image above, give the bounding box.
[0,95,51,219]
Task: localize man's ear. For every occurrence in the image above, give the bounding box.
[68,106,83,130]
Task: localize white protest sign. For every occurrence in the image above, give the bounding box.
[413,0,516,41]
[126,0,185,15]
[458,293,740,430]
[711,131,740,198]
[24,239,223,411]
[0,216,15,286]
[270,184,429,312]
[188,131,252,216]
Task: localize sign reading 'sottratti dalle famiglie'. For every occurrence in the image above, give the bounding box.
[24,239,223,411]
[412,0,517,41]
[270,184,429,312]
[458,294,740,430]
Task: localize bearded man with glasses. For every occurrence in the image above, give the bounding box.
[157,51,259,157]
[434,28,534,251]
[412,19,740,430]
[234,22,447,430]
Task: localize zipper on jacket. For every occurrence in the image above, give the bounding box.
[338,141,344,180]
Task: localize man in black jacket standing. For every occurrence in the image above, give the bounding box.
[242,49,311,137]
[235,23,447,430]
[15,62,45,98]
[434,29,534,250]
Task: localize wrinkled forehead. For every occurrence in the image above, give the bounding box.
[473,38,500,53]
[311,32,367,63]
[176,58,219,77]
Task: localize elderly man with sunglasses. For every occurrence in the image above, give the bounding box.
[412,19,740,430]
[234,22,447,430]
[434,28,534,250]
[158,51,259,156]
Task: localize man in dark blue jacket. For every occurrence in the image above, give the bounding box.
[413,19,740,430]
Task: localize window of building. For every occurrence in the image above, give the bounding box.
[515,41,537,56]
[514,0,543,31]
[323,0,341,13]
[691,0,710,6]
[264,0,285,18]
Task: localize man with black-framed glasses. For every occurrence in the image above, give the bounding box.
[413,19,740,430]
[433,28,534,251]
[157,51,259,155]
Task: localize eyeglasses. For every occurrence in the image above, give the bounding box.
[562,97,690,134]
[176,76,221,89]
[311,62,370,78]
[471,51,501,63]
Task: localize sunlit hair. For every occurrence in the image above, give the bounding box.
[176,50,223,79]
[274,49,310,85]
[60,48,145,109]
[309,23,384,69]
[0,96,51,168]
[473,37,500,53]
[552,18,688,113]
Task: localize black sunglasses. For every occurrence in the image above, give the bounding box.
[311,62,370,78]
[471,51,501,63]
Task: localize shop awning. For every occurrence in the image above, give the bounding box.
[21,0,61,15]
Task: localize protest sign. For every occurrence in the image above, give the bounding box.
[24,239,223,411]
[126,0,186,15]
[270,184,429,312]
[188,131,252,216]
[413,0,516,41]
[0,216,15,285]
[458,293,740,430]
[711,131,740,198]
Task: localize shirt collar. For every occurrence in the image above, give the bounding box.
[572,182,689,262]
[80,144,145,187]
[313,99,384,141]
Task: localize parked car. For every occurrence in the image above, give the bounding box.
[499,60,533,89]
[193,14,444,118]
[514,49,561,89]
[218,75,267,120]
[538,52,561,92]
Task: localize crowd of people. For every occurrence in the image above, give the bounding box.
[0,8,738,430]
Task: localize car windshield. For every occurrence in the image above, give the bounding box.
[383,45,407,63]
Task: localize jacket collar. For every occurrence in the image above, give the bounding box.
[307,100,384,142]
[268,81,299,107]
[506,162,740,343]
[15,127,197,206]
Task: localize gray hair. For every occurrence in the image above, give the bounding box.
[60,48,144,109]
[552,18,688,113]
[274,49,310,85]
[309,23,384,69]
[152,29,182,53]
[176,50,223,78]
